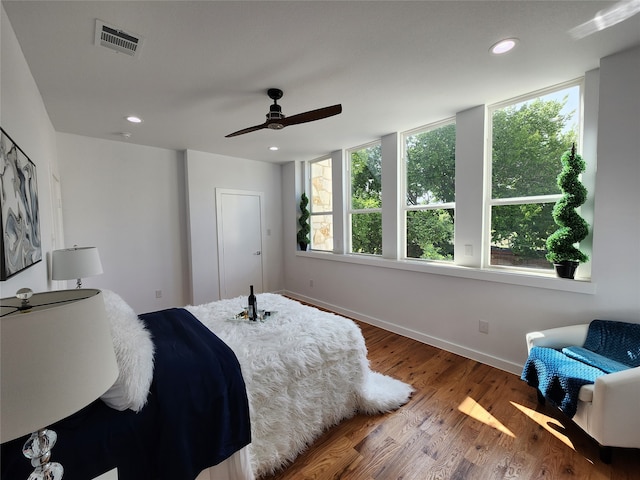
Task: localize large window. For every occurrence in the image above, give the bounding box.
[348,142,382,255]
[488,81,582,270]
[299,77,592,286]
[309,157,333,251]
[403,120,456,261]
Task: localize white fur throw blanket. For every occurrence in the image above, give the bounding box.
[186,293,413,477]
[100,289,155,412]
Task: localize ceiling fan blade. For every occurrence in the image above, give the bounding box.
[281,104,342,127]
[569,0,640,39]
[225,122,269,138]
[225,89,342,138]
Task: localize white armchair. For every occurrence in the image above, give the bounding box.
[526,324,640,462]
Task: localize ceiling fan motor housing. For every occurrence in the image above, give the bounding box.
[267,103,284,120]
[267,102,285,128]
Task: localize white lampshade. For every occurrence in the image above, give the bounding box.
[52,247,103,285]
[0,289,119,443]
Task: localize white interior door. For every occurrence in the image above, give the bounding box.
[216,189,264,299]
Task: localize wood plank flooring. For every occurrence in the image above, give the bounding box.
[261,319,639,480]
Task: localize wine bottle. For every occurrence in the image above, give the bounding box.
[248,285,257,321]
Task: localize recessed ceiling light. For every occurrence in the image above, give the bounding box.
[126,115,143,123]
[490,38,519,55]
[269,146,279,151]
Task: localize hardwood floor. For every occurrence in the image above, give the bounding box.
[261,319,639,480]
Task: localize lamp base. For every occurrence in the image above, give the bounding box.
[28,462,63,480]
[23,429,64,480]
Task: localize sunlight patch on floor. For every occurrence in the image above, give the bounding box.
[510,401,576,451]
[458,396,515,437]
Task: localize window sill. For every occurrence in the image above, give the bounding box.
[296,250,595,294]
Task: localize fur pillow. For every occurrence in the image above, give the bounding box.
[100,289,155,412]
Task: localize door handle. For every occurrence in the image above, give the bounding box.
[254,251,261,255]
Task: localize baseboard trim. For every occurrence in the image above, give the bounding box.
[283,290,523,376]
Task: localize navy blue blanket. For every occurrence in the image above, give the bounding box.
[1,308,251,480]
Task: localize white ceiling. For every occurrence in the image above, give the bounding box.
[3,1,639,164]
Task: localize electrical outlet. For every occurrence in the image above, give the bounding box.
[155,290,162,299]
[479,320,489,334]
[309,280,314,288]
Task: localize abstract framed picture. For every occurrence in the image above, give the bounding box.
[0,127,42,280]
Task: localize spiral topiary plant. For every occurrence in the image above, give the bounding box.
[297,192,310,250]
[545,143,589,278]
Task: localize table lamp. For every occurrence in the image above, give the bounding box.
[1,288,119,480]
[52,247,103,288]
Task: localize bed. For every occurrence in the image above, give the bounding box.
[1,291,412,480]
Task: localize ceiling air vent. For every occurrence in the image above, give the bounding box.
[95,20,143,57]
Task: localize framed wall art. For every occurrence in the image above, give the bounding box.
[1,127,42,280]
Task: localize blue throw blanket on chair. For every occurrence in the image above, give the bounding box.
[521,346,604,418]
[581,319,640,368]
[521,320,640,418]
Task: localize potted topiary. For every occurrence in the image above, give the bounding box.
[297,192,310,251]
[545,143,589,279]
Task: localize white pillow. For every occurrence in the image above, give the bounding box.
[100,289,155,412]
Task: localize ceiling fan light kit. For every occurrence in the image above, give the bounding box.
[226,88,342,138]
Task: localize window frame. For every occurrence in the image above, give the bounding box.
[484,78,584,273]
[298,75,595,292]
[307,156,334,252]
[401,117,456,262]
[346,140,383,255]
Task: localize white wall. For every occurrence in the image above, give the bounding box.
[56,133,189,313]
[591,46,640,308]
[184,149,284,305]
[2,4,285,311]
[4,1,637,376]
[283,45,640,375]
[0,5,57,297]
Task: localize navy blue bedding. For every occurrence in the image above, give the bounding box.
[1,308,251,480]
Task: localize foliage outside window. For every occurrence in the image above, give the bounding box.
[488,82,581,270]
[349,142,382,255]
[403,121,456,261]
[309,157,333,251]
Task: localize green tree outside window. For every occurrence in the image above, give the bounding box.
[348,86,581,269]
[350,144,382,254]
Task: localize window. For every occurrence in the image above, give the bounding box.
[403,120,456,261]
[309,157,333,251]
[487,81,582,270]
[348,142,382,255]
[300,76,592,290]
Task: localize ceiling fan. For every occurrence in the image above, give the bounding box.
[225,88,342,138]
[569,0,640,39]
